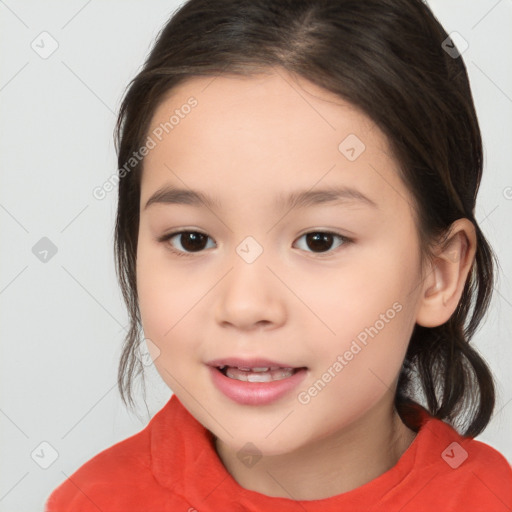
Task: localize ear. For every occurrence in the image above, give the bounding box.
[415,218,477,328]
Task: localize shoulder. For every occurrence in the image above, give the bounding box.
[415,413,512,510]
[397,401,512,510]
[423,413,512,474]
[43,401,175,511]
[451,434,512,494]
[44,430,151,511]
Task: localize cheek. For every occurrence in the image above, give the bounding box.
[295,301,415,434]
[297,239,420,387]
[302,243,417,339]
[136,238,200,358]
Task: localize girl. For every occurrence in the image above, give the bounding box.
[45,0,512,510]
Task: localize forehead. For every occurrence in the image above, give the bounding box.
[148,70,380,147]
[141,70,411,216]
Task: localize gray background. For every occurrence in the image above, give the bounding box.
[0,1,511,510]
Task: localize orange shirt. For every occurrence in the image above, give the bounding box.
[45,394,512,511]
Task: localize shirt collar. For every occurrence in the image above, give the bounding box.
[149,394,443,511]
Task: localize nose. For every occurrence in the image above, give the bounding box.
[214,251,287,332]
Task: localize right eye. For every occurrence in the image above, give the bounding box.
[158,230,216,257]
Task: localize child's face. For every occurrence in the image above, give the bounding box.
[137,70,425,455]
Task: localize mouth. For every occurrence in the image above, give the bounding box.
[217,365,302,382]
[206,357,308,405]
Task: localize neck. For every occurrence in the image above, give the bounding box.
[214,397,417,500]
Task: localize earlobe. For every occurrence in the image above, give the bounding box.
[415,219,476,328]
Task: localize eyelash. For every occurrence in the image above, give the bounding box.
[157,230,353,258]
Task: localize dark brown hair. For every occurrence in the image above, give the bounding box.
[114,0,498,437]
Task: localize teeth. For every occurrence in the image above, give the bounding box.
[216,365,283,372]
[225,367,296,382]
[247,372,272,383]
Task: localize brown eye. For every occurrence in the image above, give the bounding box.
[306,232,334,252]
[294,231,350,255]
[162,231,214,255]
[159,230,351,258]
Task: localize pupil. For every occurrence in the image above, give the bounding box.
[181,232,207,252]
[306,232,333,252]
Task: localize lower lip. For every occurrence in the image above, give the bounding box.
[208,366,308,406]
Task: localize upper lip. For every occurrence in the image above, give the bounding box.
[206,357,303,369]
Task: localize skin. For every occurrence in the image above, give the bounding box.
[136,68,476,500]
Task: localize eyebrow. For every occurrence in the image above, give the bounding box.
[144,185,378,211]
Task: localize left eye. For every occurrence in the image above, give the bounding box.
[294,231,350,255]
[159,230,351,257]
